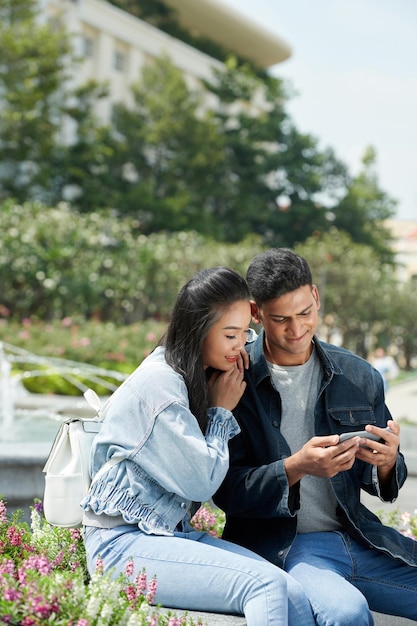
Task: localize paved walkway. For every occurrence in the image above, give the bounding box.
[385,377,417,424]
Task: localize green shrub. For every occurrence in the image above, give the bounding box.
[0,200,263,324]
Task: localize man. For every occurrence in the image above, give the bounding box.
[372,346,400,392]
[214,248,417,625]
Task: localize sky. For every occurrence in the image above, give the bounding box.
[222,0,417,221]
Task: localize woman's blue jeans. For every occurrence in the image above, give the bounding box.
[84,525,315,626]
[285,531,417,626]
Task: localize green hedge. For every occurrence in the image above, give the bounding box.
[1,200,264,324]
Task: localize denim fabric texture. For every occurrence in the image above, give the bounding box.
[286,531,417,623]
[82,346,240,535]
[84,525,315,626]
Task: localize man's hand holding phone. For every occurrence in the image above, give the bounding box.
[339,422,399,470]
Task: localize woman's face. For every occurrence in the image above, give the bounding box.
[202,300,251,371]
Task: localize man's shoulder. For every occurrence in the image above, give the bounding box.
[317,339,372,370]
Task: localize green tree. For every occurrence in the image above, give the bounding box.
[103,55,226,235]
[0,0,72,202]
[205,59,348,247]
[49,80,117,210]
[389,278,417,370]
[296,229,397,357]
[332,147,397,262]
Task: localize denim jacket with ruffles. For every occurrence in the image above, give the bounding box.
[214,329,417,568]
[81,346,240,535]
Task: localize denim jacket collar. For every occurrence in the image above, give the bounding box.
[249,329,342,386]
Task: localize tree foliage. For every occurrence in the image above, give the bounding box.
[332,147,397,263]
[109,55,226,235]
[0,0,72,202]
[1,198,415,366]
[198,58,349,247]
[0,0,400,262]
[389,279,417,370]
[296,229,398,357]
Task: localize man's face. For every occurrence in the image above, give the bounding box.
[252,285,320,366]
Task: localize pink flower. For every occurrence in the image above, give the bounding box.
[0,500,7,523]
[0,559,14,575]
[70,528,81,541]
[3,588,21,601]
[135,570,147,595]
[146,576,158,604]
[7,526,23,547]
[52,550,65,568]
[125,583,137,605]
[125,559,134,578]
[21,555,52,576]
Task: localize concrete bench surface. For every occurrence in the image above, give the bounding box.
[160,608,415,625]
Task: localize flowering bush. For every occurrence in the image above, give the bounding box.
[0,499,206,625]
[189,504,225,538]
[376,508,417,540]
[0,201,261,324]
[3,497,413,625]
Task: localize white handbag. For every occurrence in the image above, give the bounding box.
[43,389,123,528]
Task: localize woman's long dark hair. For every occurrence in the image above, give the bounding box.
[163,267,250,432]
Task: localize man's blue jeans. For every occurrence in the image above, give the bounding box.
[285,531,417,626]
[84,525,315,626]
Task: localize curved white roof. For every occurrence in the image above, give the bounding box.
[163,0,292,68]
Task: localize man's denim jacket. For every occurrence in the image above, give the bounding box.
[214,330,417,568]
[82,346,240,535]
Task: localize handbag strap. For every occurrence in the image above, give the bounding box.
[83,388,126,488]
[83,388,106,421]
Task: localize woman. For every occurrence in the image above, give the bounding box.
[81,267,314,625]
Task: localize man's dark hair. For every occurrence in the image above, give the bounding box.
[246,248,312,304]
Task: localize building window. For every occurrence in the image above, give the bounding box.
[82,36,94,58]
[114,50,125,72]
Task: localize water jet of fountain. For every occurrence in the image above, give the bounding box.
[0,342,128,443]
[0,342,15,433]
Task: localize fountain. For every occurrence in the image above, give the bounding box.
[0,341,128,518]
[0,341,128,443]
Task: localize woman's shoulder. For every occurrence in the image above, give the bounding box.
[128,346,187,402]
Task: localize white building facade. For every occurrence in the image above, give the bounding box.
[44,0,291,123]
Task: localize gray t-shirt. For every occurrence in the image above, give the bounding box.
[268,346,342,533]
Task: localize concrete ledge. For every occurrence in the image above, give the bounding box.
[373,615,415,626]
[0,443,48,514]
[159,609,245,625]
[159,609,415,625]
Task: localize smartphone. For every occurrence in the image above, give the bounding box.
[339,427,391,444]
